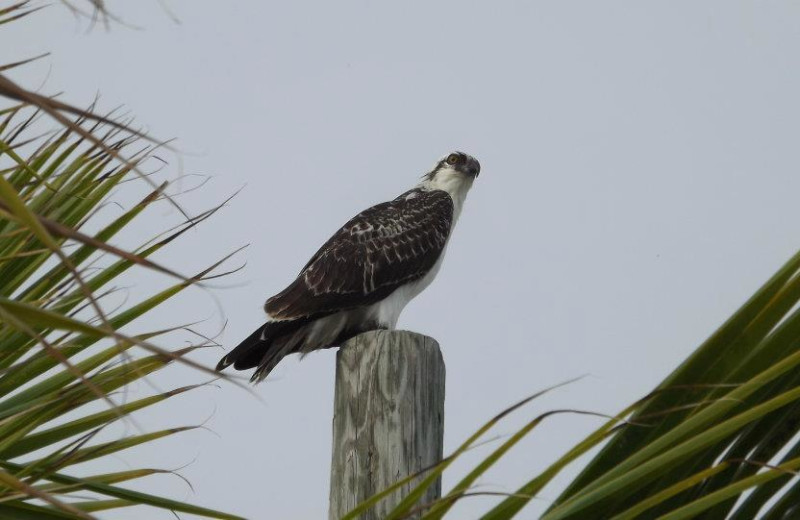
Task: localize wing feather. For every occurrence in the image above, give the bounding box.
[265,189,454,320]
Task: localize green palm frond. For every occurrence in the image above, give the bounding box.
[0,92,241,519]
[357,242,800,518]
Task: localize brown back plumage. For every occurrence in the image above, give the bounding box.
[265,188,454,320]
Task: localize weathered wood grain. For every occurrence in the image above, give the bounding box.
[329,330,445,520]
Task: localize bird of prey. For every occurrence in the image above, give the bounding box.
[216,151,480,382]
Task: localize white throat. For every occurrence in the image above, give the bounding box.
[417,172,474,222]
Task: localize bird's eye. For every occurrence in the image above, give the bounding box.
[446,154,459,165]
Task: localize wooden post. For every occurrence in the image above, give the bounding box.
[329,330,445,520]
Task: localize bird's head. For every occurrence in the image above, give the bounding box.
[421,151,480,203]
[422,151,480,198]
[430,151,480,179]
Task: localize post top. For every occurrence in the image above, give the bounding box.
[339,329,443,365]
[348,329,437,344]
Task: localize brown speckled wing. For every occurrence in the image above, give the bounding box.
[265,189,454,320]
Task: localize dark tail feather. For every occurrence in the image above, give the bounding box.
[215,325,266,371]
[216,318,312,375]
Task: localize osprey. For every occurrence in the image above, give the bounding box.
[216,151,480,382]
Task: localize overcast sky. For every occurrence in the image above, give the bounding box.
[6,1,800,518]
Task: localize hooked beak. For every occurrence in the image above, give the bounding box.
[464,156,481,178]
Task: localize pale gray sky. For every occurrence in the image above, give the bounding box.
[6,1,800,518]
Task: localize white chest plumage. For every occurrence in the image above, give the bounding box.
[370,247,448,328]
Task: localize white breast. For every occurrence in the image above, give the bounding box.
[370,250,448,328]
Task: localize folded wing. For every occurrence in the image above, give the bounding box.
[265,189,454,320]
